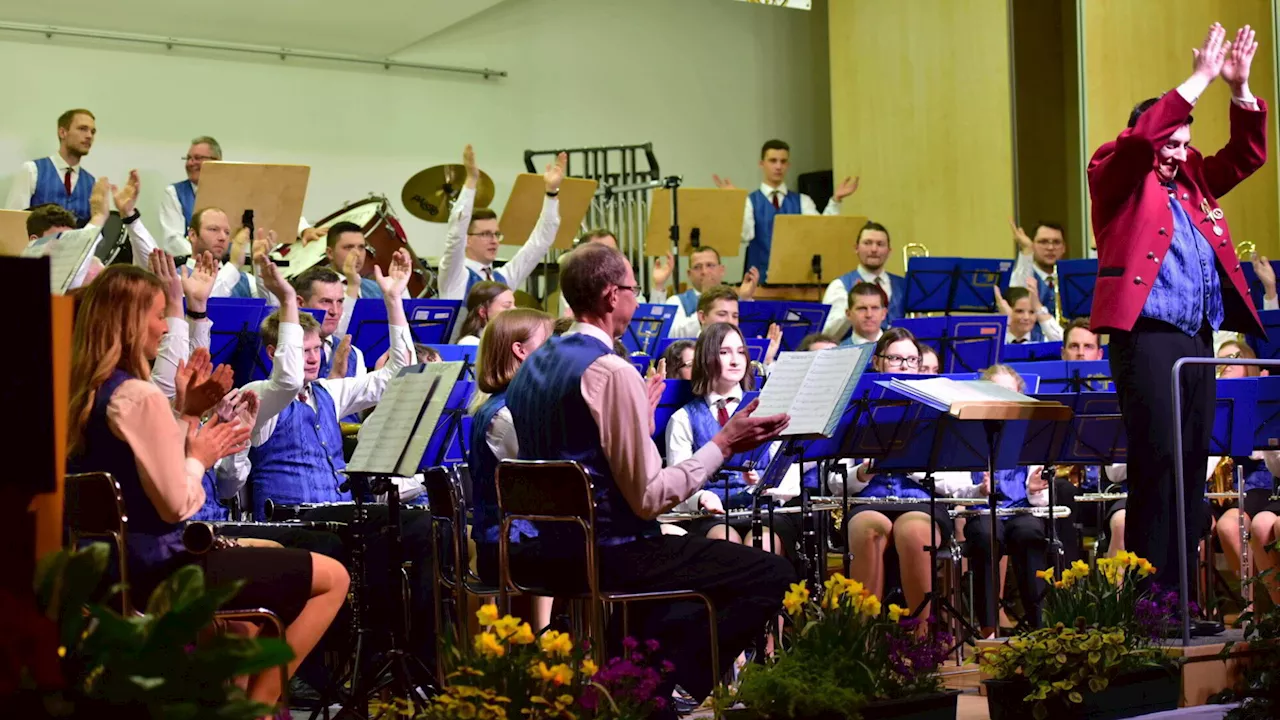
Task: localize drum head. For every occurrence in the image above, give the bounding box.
[513,290,543,310]
[314,196,387,231]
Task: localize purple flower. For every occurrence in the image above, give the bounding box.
[661,660,674,673]
[622,637,638,651]
[645,639,660,652]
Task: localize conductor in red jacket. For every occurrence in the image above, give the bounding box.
[1088,23,1266,609]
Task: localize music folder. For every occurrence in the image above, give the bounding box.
[754,344,873,437]
[349,361,462,477]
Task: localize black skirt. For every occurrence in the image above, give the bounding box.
[844,501,955,541]
[201,546,313,625]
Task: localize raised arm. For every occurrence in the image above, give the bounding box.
[247,251,304,434]
[1203,25,1268,199]
[500,152,565,288]
[437,145,479,301]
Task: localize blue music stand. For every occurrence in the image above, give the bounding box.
[1018,360,1112,393]
[651,379,695,457]
[349,298,464,369]
[1056,259,1098,319]
[1213,378,1259,458]
[1254,376,1280,450]
[1024,392,1125,467]
[249,307,327,382]
[1249,309,1280,360]
[427,345,478,365]
[628,354,652,375]
[897,316,1006,374]
[1000,341,1063,363]
[903,256,1014,314]
[738,299,830,353]
[418,373,477,470]
[206,298,269,387]
[621,303,676,355]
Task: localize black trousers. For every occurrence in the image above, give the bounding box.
[1109,318,1214,595]
[509,534,795,702]
[963,514,1047,628]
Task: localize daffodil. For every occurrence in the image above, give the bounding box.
[532,661,574,685]
[1036,568,1055,582]
[888,603,906,622]
[539,630,573,657]
[861,595,882,618]
[581,658,598,676]
[510,622,535,645]
[476,603,500,627]
[494,614,521,638]
[475,632,505,658]
[1071,560,1089,576]
[783,582,810,616]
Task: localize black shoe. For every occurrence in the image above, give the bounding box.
[1192,619,1225,637]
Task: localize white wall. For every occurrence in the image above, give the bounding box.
[0,0,830,279]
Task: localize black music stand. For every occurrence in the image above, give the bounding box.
[1056,259,1097,319]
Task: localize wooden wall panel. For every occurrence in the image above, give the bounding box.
[829,0,1015,275]
[1083,0,1278,258]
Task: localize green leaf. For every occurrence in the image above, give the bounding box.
[1068,691,1083,703]
[129,675,165,690]
[1089,676,1109,693]
[145,564,207,617]
[56,545,111,649]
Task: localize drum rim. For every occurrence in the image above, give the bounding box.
[313,195,390,229]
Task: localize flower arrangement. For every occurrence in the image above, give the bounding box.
[980,553,1179,720]
[417,606,669,720]
[733,574,953,720]
[1210,554,1280,719]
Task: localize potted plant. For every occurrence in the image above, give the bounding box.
[1209,557,1280,719]
[413,605,670,720]
[730,573,959,720]
[5,542,294,719]
[978,552,1180,720]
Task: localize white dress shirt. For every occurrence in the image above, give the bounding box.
[486,405,518,463]
[933,469,1049,507]
[823,266,892,336]
[158,181,312,258]
[437,185,560,300]
[740,182,841,250]
[5,155,86,210]
[151,315,214,399]
[1005,313,1063,344]
[664,288,703,339]
[1008,252,1054,297]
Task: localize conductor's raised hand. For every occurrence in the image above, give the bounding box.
[544,152,568,193]
[713,398,789,458]
[374,248,412,297]
[1222,25,1258,91]
[1192,23,1229,83]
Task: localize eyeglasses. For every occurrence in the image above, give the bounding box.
[878,354,920,368]
[469,231,504,241]
[614,284,642,295]
[1034,238,1065,247]
[183,155,217,162]
[690,262,720,272]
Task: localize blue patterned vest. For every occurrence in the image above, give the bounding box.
[248,382,349,520]
[466,267,508,297]
[173,180,197,229]
[747,189,802,284]
[319,338,362,424]
[685,397,769,509]
[1140,184,1224,335]
[469,392,538,544]
[67,370,187,580]
[359,277,382,299]
[1011,324,1046,344]
[190,468,229,522]
[858,470,931,500]
[834,270,906,327]
[507,333,659,544]
[674,289,699,316]
[31,157,95,224]
[973,469,1030,509]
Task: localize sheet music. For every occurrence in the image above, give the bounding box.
[756,346,870,437]
[349,371,440,474]
[21,225,102,294]
[891,377,1038,407]
[754,352,815,418]
[400,362,463,476]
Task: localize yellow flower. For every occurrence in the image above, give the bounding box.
[494,614,521,638]
[888,603,906,622]
[539,630,574,657]
[532,661,575,685]
[581,658,598,676]
[1071,560,1090,576]
[841,577,865,597]
[861,595,882,618]
[1137,560,1155,578]
[783,581,810,616]
[1036,568,1055,582]
[510,622,535,645]
[475,632,506,658]
[477,604,500,627]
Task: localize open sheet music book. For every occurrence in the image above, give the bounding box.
[348,361,462,476]
[880,377,1040,416]
[20,225,102,293]
[754,344,871,437]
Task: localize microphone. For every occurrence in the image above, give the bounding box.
[811,254,822,282]
[690,227,702,249]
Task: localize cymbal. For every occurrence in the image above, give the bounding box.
[513,289,543,310]
[401,164,495,223]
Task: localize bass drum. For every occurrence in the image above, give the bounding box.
[271,196,427,298]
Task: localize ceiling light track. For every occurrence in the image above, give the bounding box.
[0,20,507,79]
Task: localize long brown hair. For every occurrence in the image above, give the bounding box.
[470,308,554,413]
[459,281,510,339]
[67,265,166,455]
[691,322,755,396]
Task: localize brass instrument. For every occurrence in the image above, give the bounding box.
[1055,464,1084,488]
[1209,456,1235,498]
[1051,271,1065,326]
[903,243,929,318]
[1236,240,1256,260]
[183,520,350,554]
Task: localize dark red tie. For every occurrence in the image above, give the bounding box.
[771,191,781,210]
[63,169,72,195]
[717,400,731,426]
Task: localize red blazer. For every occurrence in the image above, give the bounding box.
[1087,89,1267,335]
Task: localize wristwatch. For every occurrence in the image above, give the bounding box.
[185,309,208,320]
[121,209,141,224]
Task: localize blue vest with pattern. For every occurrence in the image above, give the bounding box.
[319,339,363,424]
[973,468,1030,509]
[68,370,186,577]
[747,190,802,284]
[1141,186,1224,335]
[173,180,197,229]
[685,397,769,509]
[469,392,538,544]
[190,468,229,522]
[835,270,907,326]
[858,470,931,500]
[674,289,699,316]
[359,277,383,299]
[506,333,659,544]
[248,382,349,520]
[466,267,508,297]
[31,157,95,224]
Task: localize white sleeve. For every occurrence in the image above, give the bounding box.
[822,278,850,336]
[5,161,37,210]
[740,197,753,248]
[827,460,871,496]
[1106,463,1127,485]
[499,196,560,289]
[934,471,983,498]
[1261,451,1280,479]
[151,316,190,399]
[1038,314,1064,342]
[320,324,416,417]
[1009,251,1034,289]
[298,215,310,235]
[1265,295,1279,311]
[670,312,701,339]
[216,449,250,501]
[210,261,245,298]
[820,195,841,216]
[1027,466,1048,507]
[247,322,306,446]
[157,187,194,257]
[664,407,695,466]
[436,186,475,301]
[123,217,161,267]
[486,406,519,461]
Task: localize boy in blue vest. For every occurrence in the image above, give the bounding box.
[711,138,858,284]
[822,221,907,335]
[6,108,97,225]
[663,247,755,338]
[504,241,794,709]
[995,286,1063,344]
[437,144,564,300]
